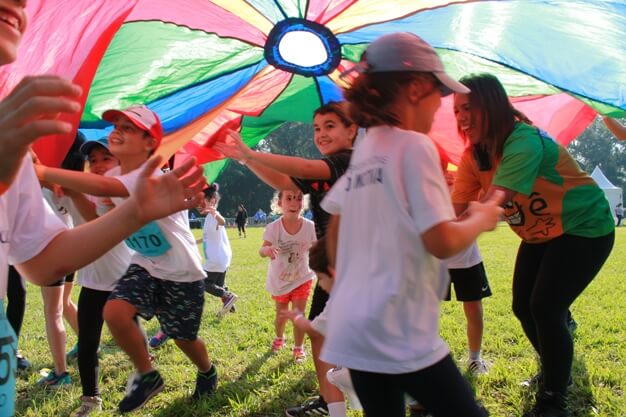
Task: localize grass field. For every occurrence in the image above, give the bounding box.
[14,225,626,416]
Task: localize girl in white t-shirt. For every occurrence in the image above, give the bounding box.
[260,190,316,363]
[319,33,503,417]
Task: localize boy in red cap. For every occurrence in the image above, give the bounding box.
[37,105,217,413]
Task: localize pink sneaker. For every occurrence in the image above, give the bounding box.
[271,337,284,353]
[292,346,306,363]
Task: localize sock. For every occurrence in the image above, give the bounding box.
[469,350,481,361]
[294,345,303,350]
[327,401,348,417]
[199,364,217,377]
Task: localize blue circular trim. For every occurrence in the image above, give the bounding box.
[265,18,341,77]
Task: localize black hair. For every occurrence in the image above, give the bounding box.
[203,183,220,202]
[61,131,86,172]
[458,73,532,161]
[309,236,329,275]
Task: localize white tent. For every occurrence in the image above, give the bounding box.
[591,166,623,224]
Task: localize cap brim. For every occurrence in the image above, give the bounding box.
[102,109,150,132]
[79,140,108,156]
[434,72,470,96]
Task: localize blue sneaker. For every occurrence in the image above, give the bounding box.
[119,370,164,413]
[149,330,169,349]
[66,343,79,362]
[38,370,71,389]
[192,365,217,400]
[16,353,31,370]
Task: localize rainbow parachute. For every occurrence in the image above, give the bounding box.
[1,0,624,178]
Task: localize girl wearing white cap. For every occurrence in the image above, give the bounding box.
[320,32,502,417]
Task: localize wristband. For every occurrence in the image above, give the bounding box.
[293,313,304,322]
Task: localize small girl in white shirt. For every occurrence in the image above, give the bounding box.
[260,190,316,362]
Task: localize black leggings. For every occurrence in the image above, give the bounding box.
[349,355,486,417]
[204,271,227,298]
[236,222,246,235]
[6,266,26,339]
[512,232,614,393]
[78,287,111,397]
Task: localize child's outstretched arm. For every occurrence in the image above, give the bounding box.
[36,164,128,197]
[0,76,82,193]
[422,191,504,259]
[280,309,321,338]
[214,130,333,181]
[17,156,205,285]
[603,116,626,141]
[64,188,98,221]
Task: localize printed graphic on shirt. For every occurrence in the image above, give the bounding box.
[343,156,387,193]
[276,239,308,282]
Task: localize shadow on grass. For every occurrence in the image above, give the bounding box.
[150,351,319,417]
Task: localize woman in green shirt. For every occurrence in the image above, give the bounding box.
[452,73,614,417]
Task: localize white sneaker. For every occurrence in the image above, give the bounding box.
[71,396,102,417]
[326,367,362,410]
[468,358,489,375]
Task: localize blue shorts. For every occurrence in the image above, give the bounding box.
[108,264,205,340]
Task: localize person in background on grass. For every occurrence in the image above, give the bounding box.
[56,137,133,416]
[602,116,626,141]
[214,101,357,417]
[0,6,206,413]
[37,133,84,388]
[452,73,615,417]
[320,32,502,417]
[235,204,248,238]
[261,190,316,364]
[149,181,238,351]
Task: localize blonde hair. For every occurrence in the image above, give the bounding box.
[270,190,309,216]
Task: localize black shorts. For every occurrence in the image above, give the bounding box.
[445,262,492,302]
[307,283,329,320]
[108,264,205,340]
[47,272,75,287]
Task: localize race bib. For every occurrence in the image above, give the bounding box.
[125,221,172,257]
[0,301,16,417]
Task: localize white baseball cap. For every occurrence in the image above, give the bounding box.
[102,105,164,147]
[350,32,470,96]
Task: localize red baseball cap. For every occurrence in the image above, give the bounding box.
[102,105,164,148]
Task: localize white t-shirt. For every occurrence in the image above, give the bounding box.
[107,164,205,282]
[42,188,74,228]
[320,126,455,374]
[444,242,482,270]
[66,195,133,291]
[0,157,66,298]
[202,212,232,272]
[263,217,316,296]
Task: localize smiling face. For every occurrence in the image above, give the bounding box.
[88,146,118,176]
[278,190,304,219]
[107,114,155,158]
[453,93,483,145]
[0,0,28,65]
[313,112,355,156]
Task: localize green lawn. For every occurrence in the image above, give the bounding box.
[14,225,626,416]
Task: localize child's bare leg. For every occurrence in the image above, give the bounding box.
[310,332,344,403]
[41,285,67,374]
[103,299,152,373]
[174,338,211,373]
[291,298,308,347]
[275,301,289,339]
[62,280,79,335]
[463,300,484,353]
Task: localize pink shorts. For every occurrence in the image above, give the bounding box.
[272,280,313,303]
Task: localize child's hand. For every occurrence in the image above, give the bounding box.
[213,130,253,162]
[131,156,206,223]
[279,309,304,322]
[261,245,279,259]
[467,190,504,231]
[0,76,82,188]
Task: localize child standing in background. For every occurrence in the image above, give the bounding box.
[261,190,316,363]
